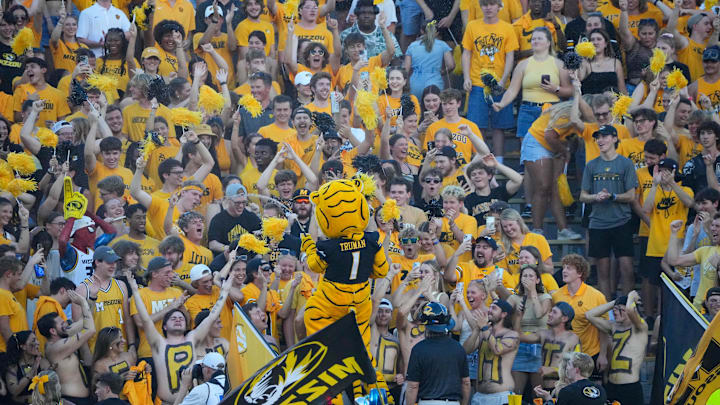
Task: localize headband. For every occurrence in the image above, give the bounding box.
[29,375,49,394]
[181,185,204,194]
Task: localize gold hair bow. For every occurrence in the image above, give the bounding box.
[29,375,49,395]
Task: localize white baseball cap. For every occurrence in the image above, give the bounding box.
[205,5,224,17]
[294,71,313,86]
[201,352,225,370]
[189,264,212,282]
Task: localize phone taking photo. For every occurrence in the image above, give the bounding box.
[541,74,551,85]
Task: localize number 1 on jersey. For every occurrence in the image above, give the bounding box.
[349,251,360,280]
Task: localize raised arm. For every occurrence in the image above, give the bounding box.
[19,100,44,155]
[185,130,214,182]
[49,7,66,48]
[257,146,286,196]
[284,141,318,186]
[617,0,637,51]
[667,219,699,266]
[130,157,152,208]
[191,276,233,345]
[52,290,96,360]
[585,300,614,334]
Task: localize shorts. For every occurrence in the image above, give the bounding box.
[62,396,94,405]
[641,255,663,285]
[398,0,424,36]
[521,132,553,163]
[516,102,543,138]
[605,381,644,404]
[467,87,515,130]
[588,220,635,259]
[512,342,542,372]
[471,391,513,405]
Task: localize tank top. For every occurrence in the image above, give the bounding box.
[581,60,620,95]
[522,56,561,103]
[84,277,127,351]
[374,334,400,384]
[64,246,94,286]
[697,76,720,113]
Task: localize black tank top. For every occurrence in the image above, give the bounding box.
[581,60,620,95]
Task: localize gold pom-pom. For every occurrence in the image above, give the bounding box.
[575,41,596,59]
[142,132,163,161]
[611,94,633,120]
[36,128,58,148]
[171,108,203,127]
[6,178,37,197]
[238,94,263,118]
[370,67,387,91]
[199,85,226,114]
[380,199,401,223]
[7,152,36,176]
[238,233,270,254]
[707,0,718,9]
[355,172,376,198]
[284,0,299,15]
[650,48,666,75]
[11,28,33,56]
[666,68,688,90]
[262,217,288,243]
[0,160,13,189]
[131,1,152,30]
[87,74,117,104]
[355,90,379,130]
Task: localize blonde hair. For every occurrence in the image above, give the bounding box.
[31,371,62,405]
[546,100,576,130]
[422,21,438,53]
[499,208,530,257]
[422,259,445,293]
[441,185,466,201]
[70,117,90,143]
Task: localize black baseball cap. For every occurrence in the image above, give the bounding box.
[658,158,678,171]
[147,257,172,273]
[592,125,618,138]
[704,45,720,62]
[475,236,498,250]
[437,146,457,159]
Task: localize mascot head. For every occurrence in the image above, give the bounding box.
[70,215,97,252]
[310,178,369,241]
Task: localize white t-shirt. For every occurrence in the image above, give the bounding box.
[77,3,131,57]
[347,0,398,27]
[179,375,226,405]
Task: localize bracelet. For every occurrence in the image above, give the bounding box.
[480,325,490,332]
[220,81,227,86]
[128,342,137,347]
[192,140,200,145]
[88,295,98,301]
[432,240,439,245]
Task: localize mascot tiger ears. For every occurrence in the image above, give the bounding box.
[310,178,369,241]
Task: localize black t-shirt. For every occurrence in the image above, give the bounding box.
[317,232,382,284]
[290,217,311,238]
[564,17,620,56]
[0,42,23,94]
[406,335,468,401]
[207,208,262,247]
[268,234,302,266]
[557,379,607,405]
[464,184,513,224]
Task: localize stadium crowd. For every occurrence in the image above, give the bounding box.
[0,0,718,403]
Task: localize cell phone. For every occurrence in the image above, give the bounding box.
[412,262,420,271]
[713,5,720,14]
[359,50,368,63]
[486,216,496,233]
[34,264,45,278]
[463,233,473,243]
[427,141,435,150]
[541,74,551,85]
[78,55,89,65]
[457,175,468,187]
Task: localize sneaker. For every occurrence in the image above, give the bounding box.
[531,228,545,235]
[522,205,532,218]
[557,228,583,240]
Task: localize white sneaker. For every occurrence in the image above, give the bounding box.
[557,228,582,240]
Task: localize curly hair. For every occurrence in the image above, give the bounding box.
[561,254,590,281]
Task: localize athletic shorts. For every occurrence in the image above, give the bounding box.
[588,220,635,259]
[605,381,644,404]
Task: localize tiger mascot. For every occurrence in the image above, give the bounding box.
[301,178,391,404]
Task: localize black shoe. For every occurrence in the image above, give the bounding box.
[522,205,532,218]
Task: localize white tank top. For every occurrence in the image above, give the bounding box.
[63,246,94,286]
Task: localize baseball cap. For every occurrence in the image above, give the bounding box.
[70,216,95,237]
[554,301,575,322]
[322,130,341,140]
[294,71,313,86]
[192,124,215,137]
[226,183,247,198]
[592,125,618,138]
[687,13,708,35]
[189,264,212,282]
[378,298,393,311]
[489,200,510,213]
[475,236,498,251]
[292,106,312,119]
[52,120,73,134]
[201,352,226,370]
[147,257,172,273]
[707,287,720,300]
[493,299,514,316]
[293,188,311,202]
[437,146,457,159]
[205,5,224,17]
[141,47,161,60]
[704,45,720,62]
[93,246,120,263]
[658,158,678,171]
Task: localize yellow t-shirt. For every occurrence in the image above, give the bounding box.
[257,123,305,174]
[552,283,607,356]
[146,194,179,240]
[240,161,277,205]
[439,214,478,263]
[51,40,88,73]
[512,13,557,53]
[122,102,176,142]
[197,173,224,216]
[111,234,161,269]
[305,100,333,115]
[599,3,663,38]
[180,234,213,270]
[378,94,421,128]
[233,81,282,96]
[528,113,576,152]
[693,246,720,311]
[234,19,275,55]
[616,137,648,169]
[424,118,483,166]
[13,283,40,310]
[192,33,235,88]
[335,54,384,93]
[646,185,693,257]
[388,253,436,292]
[678,38,706,82]
[462,19,519,87]
[87,163,134,207]
[85,278,127,351]
[503,232,552,275]
[146,142,181,187]
[152,0,196,34]
[185,286,233,341]
[0,288,28,351]
[461,0,522,23]
[580,123,631,163]
[282,24,334,54]
[95,57,139,95]
[33,296,66,354]
[240,282,281,340]
[13,83,70,127]
[635,167,653,237]
[156,47,181,77]
[130,286,183,358]
[676,135,701,168]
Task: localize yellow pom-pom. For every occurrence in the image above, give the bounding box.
[650,48,666,75]
[36,128,58,148]
[356,90,379,130]
[87,74,117,104]
[142,132,163,161]
[284,0,299,15]
[355,172,377,198]
[6,178,37,197]
[132,5,148,30]
[380,199,401,223]
[611,94,633,120]
[238,233,270,254]
[171,108,203,127]
[575,41,596,59]
[7,153,36,176]
[666,68,688,90]
[11,28,33,56]
[199,85,226,114]
[707,0,718,9]
[262,217,289,243]
[370,67,388,91]
[238,94,263,118]
[0,160,13,189]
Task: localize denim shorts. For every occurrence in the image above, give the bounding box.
[467,86,515,130]
[516,103,543,138]
[520,133,553,163]
[398,0,424,36]
[512,342,542,372]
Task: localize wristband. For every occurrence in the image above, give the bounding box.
[611,193,617,201]
[220,81,227,86]
[432,240,440,245]
[480,325,490,332]
[192,140,201,145]
[88,295,98,301]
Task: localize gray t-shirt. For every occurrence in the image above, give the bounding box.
[581,154,638,229]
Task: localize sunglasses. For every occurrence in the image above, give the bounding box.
[277,248,297,256]
[310,49,325,56]
[424,178,441,184]
[401,237,419,244]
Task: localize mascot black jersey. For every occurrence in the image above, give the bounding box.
[317,232,382,284]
